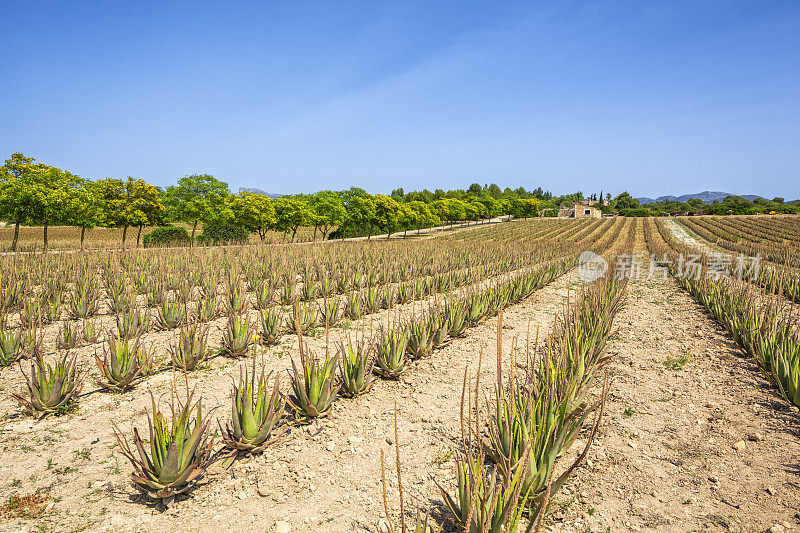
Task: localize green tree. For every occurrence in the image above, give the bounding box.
[0,153,51,251]
[273,197,310,242]
[339,188,375,239]
[66,179,104,252]
[310,192,346,241]
[613,192,639,211]
[230,192,276,241]
[510,198,540,219]
[164,174,232,241]
[97,177,163,246]
[372,194,402,238]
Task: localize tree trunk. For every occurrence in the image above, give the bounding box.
[368,222,373,240]
[122,225,129,247]
[312,226,317,242]
[291,227,298,242]
[136,225,143,247]
[191,221,198,245]
[80,227,86,253]
[11,217,20,252]
[43,223,48,250]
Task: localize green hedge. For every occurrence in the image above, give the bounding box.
[142,226,191,247]
[197,223,248,245]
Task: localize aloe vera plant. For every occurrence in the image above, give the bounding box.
[226,279,248,314]
[445,299,469,338]
[1,327,37,365]
[374,326,409,379]
[222,313,257,357]
[337,338,374,397]
[13,353,83,417]
[285,302,318,335]
[95,334,150,391]
[319,298,345,328]
[288,350,340,421]
[81,318,101,344]
[439,450,529,533]
[258,308,283,345]
[114,392,215,506]
[116,308,153,338]
[155,298,188,330]
[406,318,433,360]
[197,295,220,323]
[222,361,286,463]
[346,291,363,319]
[68,279,101,319]
[170,324,210,371]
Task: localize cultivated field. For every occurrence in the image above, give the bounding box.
[0,216,798,532]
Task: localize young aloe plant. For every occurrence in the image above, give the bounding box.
[1,327,38,365]
[197,295,220,323]
[374,326,409,380]
[56,322,83,350]
[222,361,286,465]
[285,303,318,335]
[81,318,101,344]
[346,291,364,319]
[94,334,150,392]
[258,308,283,345]
[253,280,275,310]
[319,298,345,328]
[169,324,210,371]
[428,312,449,349]
[337,338,375,397]
[288,350,340,421]
[114,392,215,507]
[155,298,188,330]
[222,313,258,357]
[116,308,152,338]
[445,299,469,338]
[406,318,433,360]
[13,353,83,418]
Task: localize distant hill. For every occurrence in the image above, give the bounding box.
[637,191,764,204]
[238,187,283,199]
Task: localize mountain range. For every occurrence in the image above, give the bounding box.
[636,191,764,204]
[238,187,283,199]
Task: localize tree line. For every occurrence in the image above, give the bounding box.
[4,152,793,250]
[0,153,542,250]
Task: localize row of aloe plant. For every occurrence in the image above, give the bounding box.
[435,261,629,532]
[645,218,800,408]
[106,239,589,509]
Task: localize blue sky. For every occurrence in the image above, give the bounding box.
[2,1,798,199]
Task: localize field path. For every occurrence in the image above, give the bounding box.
[553,243,800,531]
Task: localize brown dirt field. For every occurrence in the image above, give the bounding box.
[1,220,799,533]
[548,233,800,532]
[0,266,582,533]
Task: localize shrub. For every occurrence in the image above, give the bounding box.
[197,223,248,245]
[142,226,191,247]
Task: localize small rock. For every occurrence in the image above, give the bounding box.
[386,436,393,445]
[708,475,719,483]
[766,487,776,495]
[326,442,336,452]
[627,440,637,449]
[377,519,392,533]
[768,525,785,533]
[275,521,291,533]
[732,440,746,451]
[749,433,765,442]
